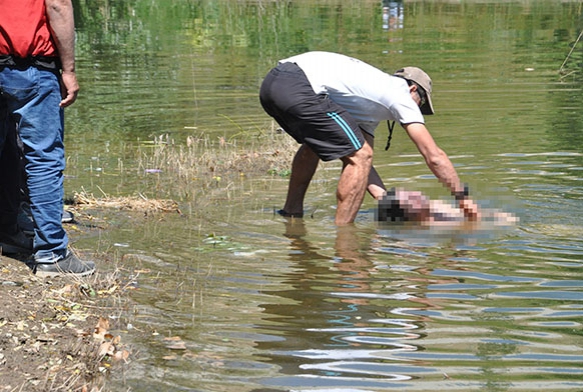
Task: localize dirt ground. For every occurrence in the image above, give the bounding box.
[0,208,133,392]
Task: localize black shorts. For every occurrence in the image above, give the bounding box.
[259,62,365,162]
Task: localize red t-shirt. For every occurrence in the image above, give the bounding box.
[0,0,57,58]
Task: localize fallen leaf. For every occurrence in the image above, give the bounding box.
[113,349,130,362]
[94,317,110,340]
[97,316,109,330]
[98,341,114,358]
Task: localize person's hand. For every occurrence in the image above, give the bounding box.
[459,198,481,221]
[59,70,79,107]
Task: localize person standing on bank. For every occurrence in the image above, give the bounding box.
[260,51,480,225]
[0,0,96,276]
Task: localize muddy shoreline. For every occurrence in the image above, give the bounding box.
[0,208,132,392]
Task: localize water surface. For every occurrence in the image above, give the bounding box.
[66,1,583,390]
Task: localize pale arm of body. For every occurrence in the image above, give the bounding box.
[402,122,480,220]
[45,0,79,107]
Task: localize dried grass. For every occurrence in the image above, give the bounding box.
[73,190,181,213]
[143,130,295,175]
[134,127,297,201]
[70,125,298,211]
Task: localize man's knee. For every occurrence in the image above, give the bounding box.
[344,142,373,165]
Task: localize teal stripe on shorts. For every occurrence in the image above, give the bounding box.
[326,112,362,149]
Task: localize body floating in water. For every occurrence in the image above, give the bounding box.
[377,188,518,225]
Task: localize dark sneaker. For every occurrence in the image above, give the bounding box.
[0,230,33,255]
[62,210,75,223]
[34,251,96,277]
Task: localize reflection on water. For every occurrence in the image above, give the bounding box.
[257,222,430,389]
[106,173,582,390]
[252,218,581,391]
[382,1,404,32]
[62,0,583,390]
[103,147,583,390]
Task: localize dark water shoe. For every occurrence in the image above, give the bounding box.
[276,209,304,218]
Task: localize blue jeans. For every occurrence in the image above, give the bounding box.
[0,65,68,262]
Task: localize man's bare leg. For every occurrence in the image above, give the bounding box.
[336,142,373,225]
[362,133,385,200]
[282,144,319,216]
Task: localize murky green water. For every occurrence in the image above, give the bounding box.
[66,0,583,391]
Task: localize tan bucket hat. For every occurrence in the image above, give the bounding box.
[394,67,434,115]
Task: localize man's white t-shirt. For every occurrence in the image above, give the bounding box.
[279,51,425,136]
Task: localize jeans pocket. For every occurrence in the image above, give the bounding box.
[0,67,40,102]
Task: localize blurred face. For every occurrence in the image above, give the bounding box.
[409,83,427,109]
[395,189,431,221]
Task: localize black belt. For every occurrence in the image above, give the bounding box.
[0,55,61,71]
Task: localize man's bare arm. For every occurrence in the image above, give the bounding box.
[45,0,79,107]
[402,122,480,220]
[363,132,387,199]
